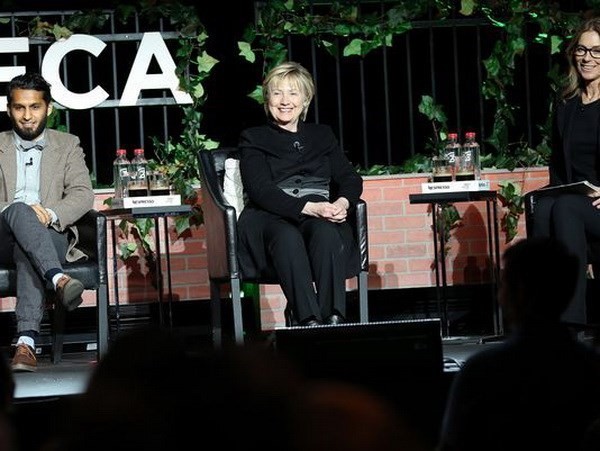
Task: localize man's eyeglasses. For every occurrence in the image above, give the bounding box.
[574,45,600,59]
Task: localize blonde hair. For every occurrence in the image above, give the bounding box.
[262,61,315,121]
[562,17,600,101]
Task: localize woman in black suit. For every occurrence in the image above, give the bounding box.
[237,61,363,326]
[533,17,600,327]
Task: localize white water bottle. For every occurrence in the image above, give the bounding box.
[113,148,130,199]
[129,148,149,197]
[444,132,461,178]
[463,132,481,180]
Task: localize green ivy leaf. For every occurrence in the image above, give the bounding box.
[52,24,73,40]
[550,35,562,54]
[460,0,477,16]
[197,51,219,74]
[238,41,256,63]
[343,38,364,57]
[192,82,204,99]
[247,85,264,103]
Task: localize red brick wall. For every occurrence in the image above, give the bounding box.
[0,168,550,331]
[254,168,549,329]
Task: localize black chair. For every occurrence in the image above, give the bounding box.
[0,209,109,363]
[197,147,370,346]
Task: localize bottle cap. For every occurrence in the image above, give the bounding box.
[465,132,476,139]
[134,148,144,155]
[447,132,458,140]
[116,148,127,156]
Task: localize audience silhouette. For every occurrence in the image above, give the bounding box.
[38,325,428,451]
[0,352,15,451]
[41,327,206,451]
[288,379,427,451]
[438,237,600,451]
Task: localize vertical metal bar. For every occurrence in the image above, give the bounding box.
[134,13,145,147]
[160,17,169,145]
[452,23,461,134]
[335,38,344,152]
[359,59,369,168]
[310,36,319,124]
[308,2,319,124]
[476,25,486,154]
[58,13,71,131]
[524,39,533,146]
[87,55,98,181]
[428,14,437,100]
[405,33,416,157]
[110,13,120,148]
[380,3,392,165]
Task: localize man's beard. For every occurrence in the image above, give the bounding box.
[12,116,47,141]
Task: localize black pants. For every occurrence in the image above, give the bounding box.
[533,194,600,325]
[237,207,359,323]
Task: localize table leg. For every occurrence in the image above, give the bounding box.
[163,216,174,329]
[432,203,449,337]
[438,203,450,336]
[154,217,164,327]
[492,198,503,335]
[485,199,503,336]
[110,219,120,334]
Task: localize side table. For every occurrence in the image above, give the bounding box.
[103,204,192,333]
[409,190,503,337]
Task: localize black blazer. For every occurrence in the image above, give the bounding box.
[238,121,363,221]
[549,95,600,186]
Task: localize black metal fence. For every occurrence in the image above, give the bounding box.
[0,8,185,188]
[270,14,555,170]
[0,4,558,187]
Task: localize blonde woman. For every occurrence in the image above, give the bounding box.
[237,61,363,327]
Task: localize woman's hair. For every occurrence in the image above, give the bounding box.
[262,61,315,121]
[562,17,600,100]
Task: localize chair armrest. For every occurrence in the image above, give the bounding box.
[198,149,241,279]
[523,186,549,237]
[355,199,369,271]
[75,209,101,260]
[74,209,108,284]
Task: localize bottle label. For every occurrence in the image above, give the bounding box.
[462,149,473,164]
[444,149,456,163]
[136,166,147,180]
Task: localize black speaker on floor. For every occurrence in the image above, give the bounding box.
[274,319,445,442]
[274,318,443,387]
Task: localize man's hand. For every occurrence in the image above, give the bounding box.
[31,204,52,226]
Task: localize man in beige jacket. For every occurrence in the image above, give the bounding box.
[0,73,94,372]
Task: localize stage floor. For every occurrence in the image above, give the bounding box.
[10,334,501,401]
